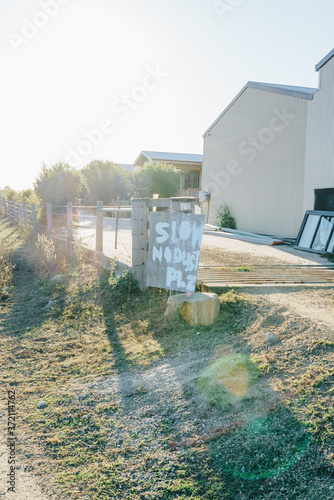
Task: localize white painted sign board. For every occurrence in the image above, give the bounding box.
[146,212,205,293]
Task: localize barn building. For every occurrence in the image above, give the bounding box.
[202,49,334,238]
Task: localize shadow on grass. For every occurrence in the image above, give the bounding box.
[118,288,334,499]
[97,270,141,396]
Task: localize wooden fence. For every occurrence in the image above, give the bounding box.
[0,195,37,231]
[0,194,197,290]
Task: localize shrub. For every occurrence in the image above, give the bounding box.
[34,162,83,205]
[0,242,12,290]
[33,234,58,278]
[108,270,140,295]
[215,203,237,229]
[130,162,180,199]
[81,160,128,204]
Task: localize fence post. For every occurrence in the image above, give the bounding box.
[131,198,149,291]
[67,202,73,250]
[19,203,23,225]
[47,203,52,234]
[152,194,159,213]
[23,204,28,226]
[4,198,7,217]
[115,196,121,250]
[96,201,103,253]
[31,204,37,233]
[13,202,18,223]
[170,197,196,214]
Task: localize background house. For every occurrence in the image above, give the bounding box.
[202,49,334,238]
[133,151,203,197]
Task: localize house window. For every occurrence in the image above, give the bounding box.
[180,171,200,190]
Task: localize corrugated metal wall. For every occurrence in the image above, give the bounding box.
[304,59,334,212]
[202,88,309,237]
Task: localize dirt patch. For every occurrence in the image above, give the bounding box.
[200,240,329,267]
[1,219,334,499]
[251,287,334,330]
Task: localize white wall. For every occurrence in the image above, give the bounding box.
[304,57,334,212]
[202,88,309,237]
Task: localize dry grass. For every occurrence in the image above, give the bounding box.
[1,217,334,499]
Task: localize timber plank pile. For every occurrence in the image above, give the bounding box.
[197,265,334,290]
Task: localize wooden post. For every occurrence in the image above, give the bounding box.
[131,198,149,291]
[115,196,120,249]
[67,202,73,250]
[23,204,28,226]
[13,202,18,223]
[47,203,52,233]
[96,201,103,253]
[152,194,159,213]
[4,198,7,217]
[170,197,196,214]
[19,203,23,225]
[31,204,37,232]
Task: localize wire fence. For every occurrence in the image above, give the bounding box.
[0,194,134,264]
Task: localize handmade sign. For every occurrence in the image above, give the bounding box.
[146,212,205,293]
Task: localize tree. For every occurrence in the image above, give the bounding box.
[4,188,16,201]
[130,162,180,199]
[0,187,39,205]
[34,163,82,205]
[81,160,128,205]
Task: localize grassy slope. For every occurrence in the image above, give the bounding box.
[0,217,334,499]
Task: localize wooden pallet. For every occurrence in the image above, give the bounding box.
[197,265,334,290]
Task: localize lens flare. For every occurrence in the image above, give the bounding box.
[198,346,259,405]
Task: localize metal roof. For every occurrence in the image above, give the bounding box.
[133,151,203,166]
[247,81,317,99]
[203,81,318,137]
[315,48,334,72]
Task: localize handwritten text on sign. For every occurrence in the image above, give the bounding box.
[146,213,205,293]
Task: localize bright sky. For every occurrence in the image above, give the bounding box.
[1,0,334,189]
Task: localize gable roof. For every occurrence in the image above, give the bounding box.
[133,151,203,167]
[315,48,334,71]
[203,81,318,138]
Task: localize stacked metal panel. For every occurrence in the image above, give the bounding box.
[295,211,334,254]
